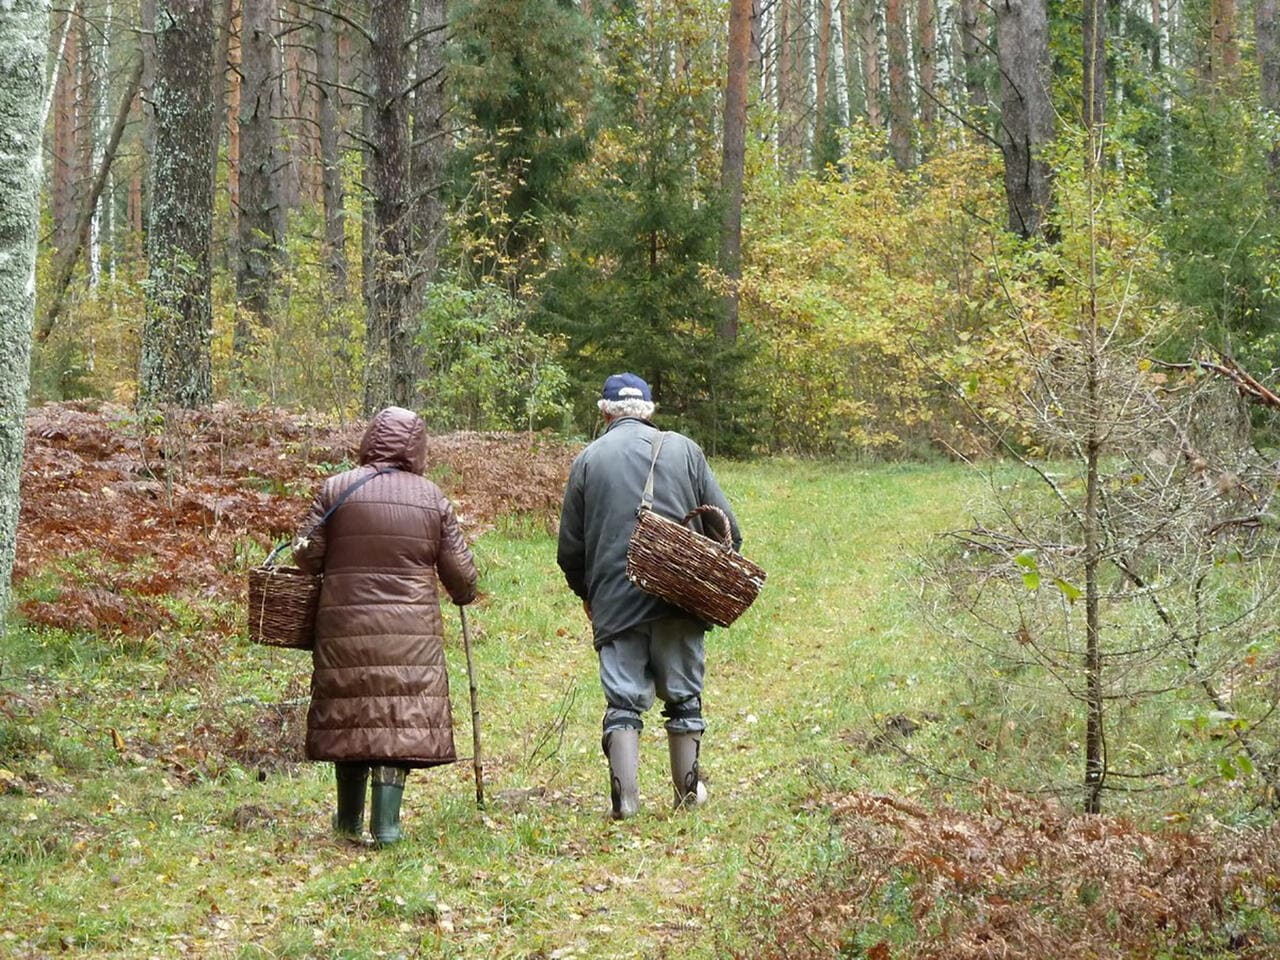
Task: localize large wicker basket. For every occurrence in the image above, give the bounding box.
[626,505,766,627]
[247,550,320,649]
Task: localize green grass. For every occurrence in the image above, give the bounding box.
[3,458,1268,957]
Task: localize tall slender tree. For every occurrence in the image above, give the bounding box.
[1259,0,1280,200]
[138,0,216,408]
[886,0,913,168]
[410,0,447,308]
[958,0,987,110]
[235,0,287,353]
[858,0,883,127]
[364,0,416,414]
[720,0,753,342]
[995,0,1053,239]
[314,2,347,294]
[0,0,50,617]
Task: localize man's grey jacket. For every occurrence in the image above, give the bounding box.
[558,417,742,647]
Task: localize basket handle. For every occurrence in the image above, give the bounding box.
[263,541,291,569]
[682,505,733,550]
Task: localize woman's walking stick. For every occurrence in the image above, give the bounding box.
[459,606,485,807]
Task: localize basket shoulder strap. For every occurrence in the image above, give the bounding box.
[302,465,397,541]
[638,431,667,513]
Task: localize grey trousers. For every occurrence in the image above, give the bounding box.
[599,616,706,735]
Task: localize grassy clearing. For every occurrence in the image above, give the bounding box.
[8,457,1268,958]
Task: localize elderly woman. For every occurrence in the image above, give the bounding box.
[294,406,477,845]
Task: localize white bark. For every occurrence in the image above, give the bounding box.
[0,0,50,619]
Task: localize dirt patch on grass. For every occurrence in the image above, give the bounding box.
[15,401,578,639]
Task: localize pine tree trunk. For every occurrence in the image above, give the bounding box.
[816,0,833,146]
[364,0,417,415]
[411,0,447,309]
[235,0,286,351]
[1083,0,1105,144]
[958,0,987,110]
[995,0,1053,239]
[315,2,347,295]
[858,0,882,127]
[0,0,51,619]
[886,0,913,168]
[1210,0,1238,80]
[52,4,79,257]
[915,0,937,128]
[138,0,216,409]
[1258,0,1280,198]
[721,0,753,342]
[776,0,793,159]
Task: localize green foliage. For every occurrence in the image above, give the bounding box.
[448,0,594,288]
[219,204,365,416]
[416,281,571,431]
[533,0,759,453]
[741,128,1007,457]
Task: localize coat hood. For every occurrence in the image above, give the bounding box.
[359,406,428,473]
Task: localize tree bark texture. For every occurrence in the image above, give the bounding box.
[364,0,417,415]
[1259,0,1280,196]
[235,0,287,350]
[1210,0,1238,81]
[816,0,833,140]
[0,0,50,618]
[410,0,447,308]
[858,0,882,127]
[915,0,937,128]
[720,0,753,342]
[886,0,913,167]
[958,0,987,110]
[51,3,80,257]
[139,0,216,409]
[995,0,1053,239]
[315,3,347,295]
[1083,0,1105,140]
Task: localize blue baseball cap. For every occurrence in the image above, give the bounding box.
[601,372,652,402]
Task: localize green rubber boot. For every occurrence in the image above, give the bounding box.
[332,763,368,837]
[370,766,407,846]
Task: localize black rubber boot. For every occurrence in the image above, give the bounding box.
[668,732,707,809]
[370,765,407,846]
[603,729,641,820]
[332,763,368,837]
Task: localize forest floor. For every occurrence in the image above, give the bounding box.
[1,403,1277,959]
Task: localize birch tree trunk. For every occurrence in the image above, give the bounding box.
[235,0,287,352]
[138,0,216,409]
[0,0,50,619]
[364,0,417,415]
[315,2,347,294]
[995,0,1053,239]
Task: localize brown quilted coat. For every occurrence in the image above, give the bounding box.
[293,407,477,767]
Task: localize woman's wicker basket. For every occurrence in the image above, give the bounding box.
[626,504,766,627]
[247,546,320,649]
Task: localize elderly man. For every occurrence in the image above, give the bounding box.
[557,373,741,819]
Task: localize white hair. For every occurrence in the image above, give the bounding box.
[598,398,656,421]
